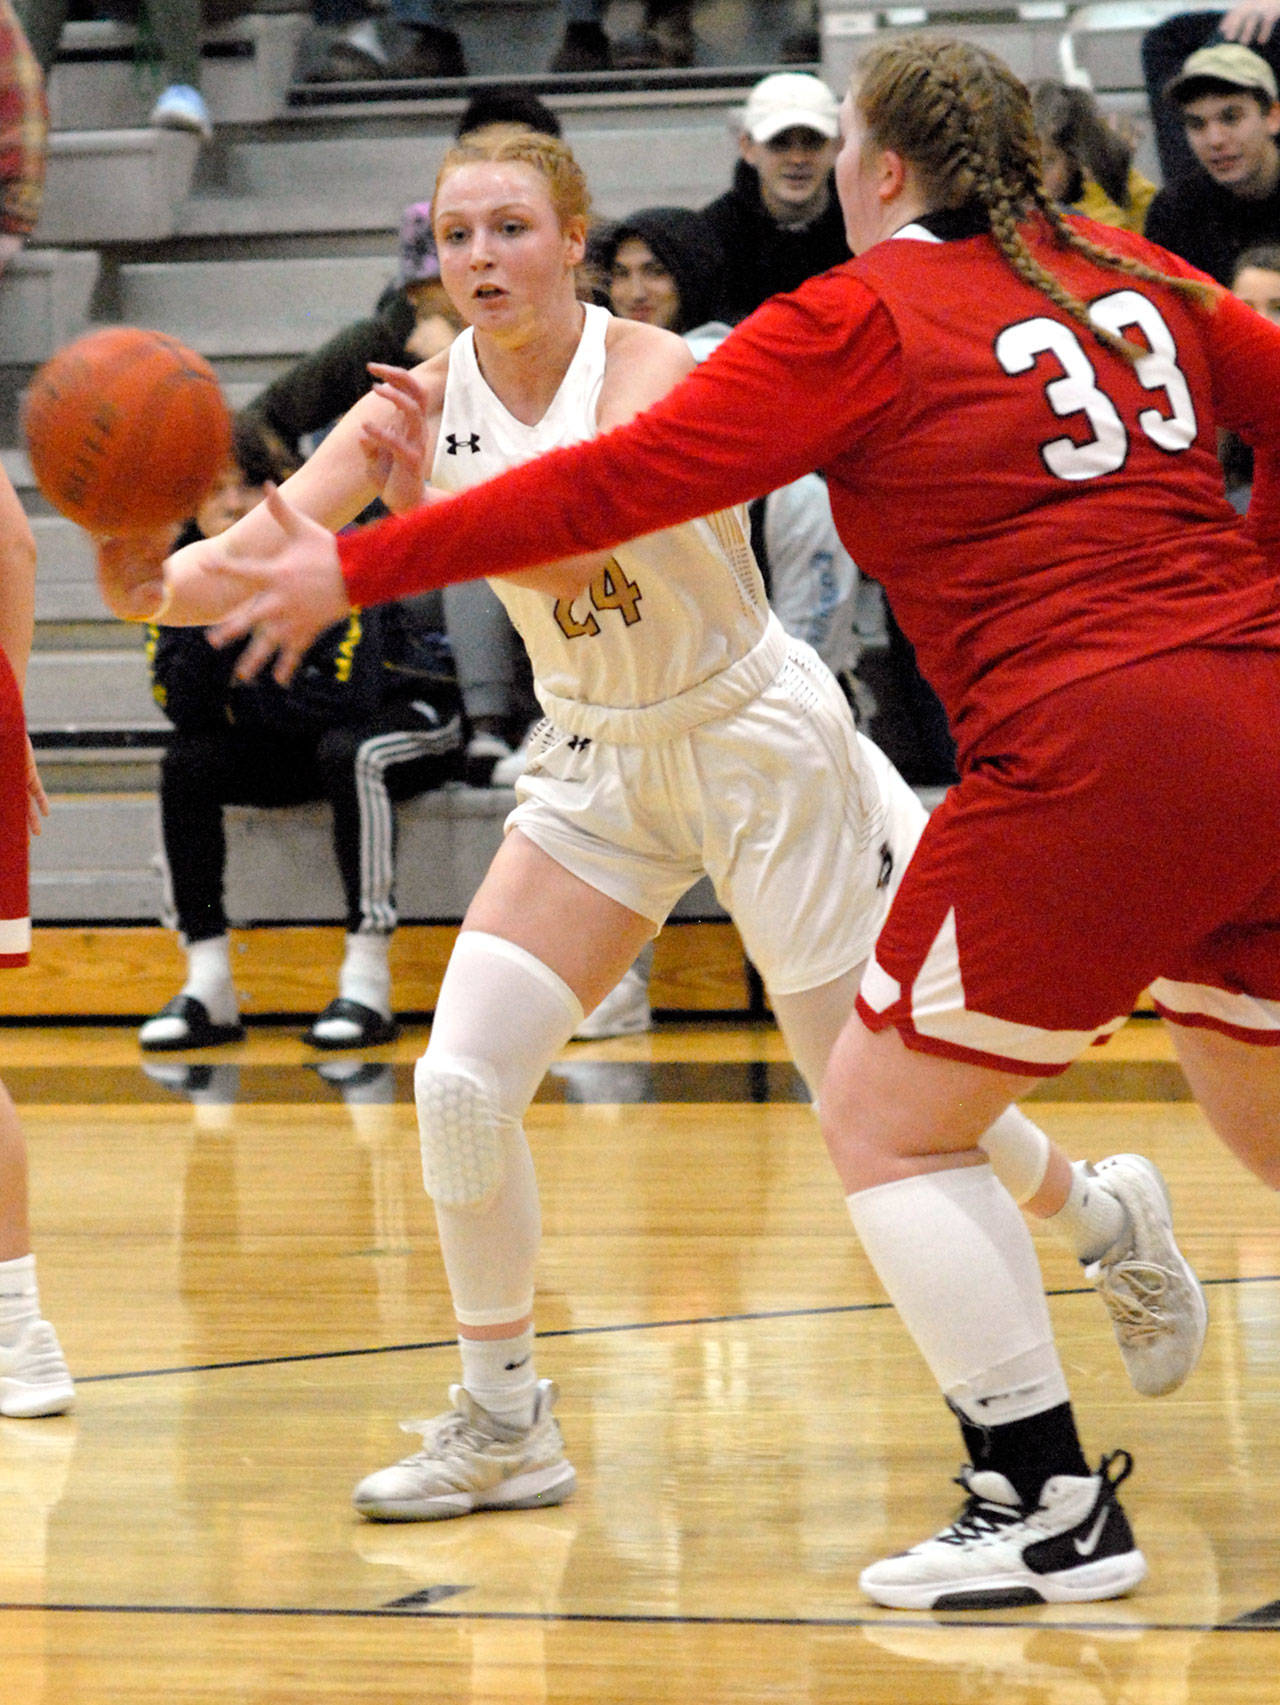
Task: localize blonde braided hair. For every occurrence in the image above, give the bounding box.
[855,35,1216,362]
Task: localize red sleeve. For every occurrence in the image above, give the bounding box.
[1200,286,1280,565]
[337,274,901,606]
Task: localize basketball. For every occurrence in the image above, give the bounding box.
[22,326,232,534]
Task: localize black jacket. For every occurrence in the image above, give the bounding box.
[150,528,457,739]
[1144,169,1280,285]
[242,287,417,460]
[700,161,851,324]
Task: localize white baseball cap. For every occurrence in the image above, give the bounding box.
[741,72,840,144]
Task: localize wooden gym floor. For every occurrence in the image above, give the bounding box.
[2,1010,1279,1702]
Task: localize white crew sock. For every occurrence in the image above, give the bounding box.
[181,934,237,1025]
[1043,1159,1128,1265]
[0,1253,39,1347]
[338,931,392,1019]
[847,1163,1070,1425]
[459,1327,538,1426]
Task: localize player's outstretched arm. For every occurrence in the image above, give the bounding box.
[201,485,351,684]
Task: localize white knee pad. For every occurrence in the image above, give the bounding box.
[978,1106,1052,1206]
[415,1055,512,1210]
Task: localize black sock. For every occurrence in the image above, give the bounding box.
[952,1399,1090,1508]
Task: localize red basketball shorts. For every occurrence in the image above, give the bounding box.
[856,646,1280,1074]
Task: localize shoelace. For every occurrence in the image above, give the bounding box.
[400,1407,503,1467]
[1094,1257,1172,1343]
[938,1485,1025,1548]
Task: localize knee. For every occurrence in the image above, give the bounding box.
[315,725,359,784]
[414,1053,512,1210]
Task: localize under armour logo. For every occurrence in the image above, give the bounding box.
[446,432,480,455]
[567,735,592,752]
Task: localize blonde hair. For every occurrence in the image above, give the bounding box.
[434,123,592,232]
[855,35,1215,360]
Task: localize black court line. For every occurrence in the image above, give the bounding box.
[0,1600,1274,1635]
[67,1271,1280,1388]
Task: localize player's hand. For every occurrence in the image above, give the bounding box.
[24,738,47,837]
[1221,0,1280,43]
[362,363,431,514]
[94,527,175,621]
[205,484,350,685]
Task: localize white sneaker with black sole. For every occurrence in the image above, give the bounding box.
[860,1450,1146,1610]
[1086,1154,1207,1396]
[353,1377,576,1522]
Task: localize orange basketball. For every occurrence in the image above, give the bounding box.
[22,326,232,534]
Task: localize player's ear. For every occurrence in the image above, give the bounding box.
[564,216,588,268]
[877,146,910,206]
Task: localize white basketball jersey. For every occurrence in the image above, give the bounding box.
[431,304,770,717]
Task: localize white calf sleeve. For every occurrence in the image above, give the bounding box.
[418,930,583,1327]
[978,1105,1052,1206]
[847,1163,1070,1426]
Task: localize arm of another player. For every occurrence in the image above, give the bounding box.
[156,355,450,629]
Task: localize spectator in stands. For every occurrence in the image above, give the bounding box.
[700,71,849,325]
[1030,79,1155,232]
[1144,42,1280,282]
[0,0,45,276]
[1143,1,1280,182]
[139,416,463,1052]
[17,0,213,140]
[302,0,467,81]
[1220,241,1280,503]
[551,1,694,71]
[550,0,821,72]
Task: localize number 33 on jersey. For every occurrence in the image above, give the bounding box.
[995,288,1196,481]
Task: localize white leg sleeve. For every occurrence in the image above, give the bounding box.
[847,1163,1070,1425]
[418,930,583,1328]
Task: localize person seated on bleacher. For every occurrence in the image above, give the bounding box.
[139,416,464,1053]
[550,0,821,72]
[1144,42,1280,281]
[300,0,468,81]
[17,0,214,140]
[550,0,694,71]
[1142,1,1280,182]
[1219,241,1280,504]
[699,71,850,325]
[1030,79,1156,232]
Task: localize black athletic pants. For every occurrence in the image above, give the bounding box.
[159,704,462,942]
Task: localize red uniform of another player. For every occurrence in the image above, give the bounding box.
[333,212,1280,1071]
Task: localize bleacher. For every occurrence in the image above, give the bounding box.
[2,0,1167,1016]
